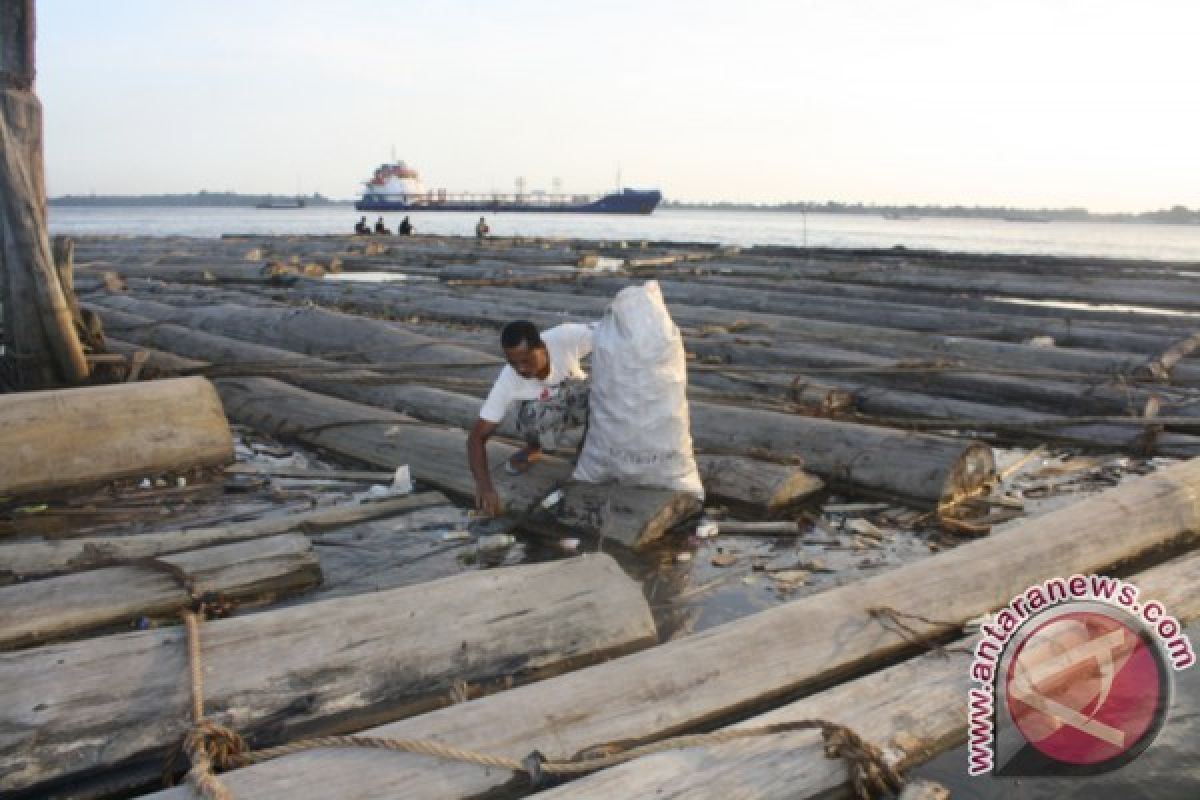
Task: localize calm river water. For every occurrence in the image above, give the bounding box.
[48,205,1200,262]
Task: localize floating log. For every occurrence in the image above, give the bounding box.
[772,259,1200,312]
[213,377,697,548]
[142,457,1200,800]
[844,382,1200,457]
[108,259,307,284]
[688,403,992,507]
[0,377,234,497]
[541,544,1200,800]
[0,554,655,795]
[696,454,824,515]
[0,492,447,582]
[0,533,320,650]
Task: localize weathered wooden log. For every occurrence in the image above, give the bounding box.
[687,403,993,507]
[541,544,1200,800]
[144,457,1200,800]
[213,377,697,548]
[772,259,1200,312]
[105,336,208,377]
[0,534,321,650]
[696,454,824,515]
[109,259,309,284]
[0,554,655,795]
[843,382,1200,457]
[0,492,447,582]
[0,377,233,497]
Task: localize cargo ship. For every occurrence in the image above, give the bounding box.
[354,161,661,214]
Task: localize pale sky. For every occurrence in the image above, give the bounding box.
[35,0,1200,212]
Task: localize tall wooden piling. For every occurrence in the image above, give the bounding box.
[0,0,89,387]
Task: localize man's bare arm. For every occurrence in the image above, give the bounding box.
[467,418,502,515]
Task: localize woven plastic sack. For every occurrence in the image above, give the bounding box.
[573,281,703,499]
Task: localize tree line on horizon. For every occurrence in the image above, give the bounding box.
[663,200,1200,224]
[44,192,1200,224]
[48,190,337,207]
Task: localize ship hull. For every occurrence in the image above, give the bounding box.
[355,189,661,215]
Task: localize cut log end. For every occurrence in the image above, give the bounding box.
[939,441,996,505]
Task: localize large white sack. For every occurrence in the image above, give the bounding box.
[573,281,704,499]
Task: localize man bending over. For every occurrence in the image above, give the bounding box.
[467,320,593,516]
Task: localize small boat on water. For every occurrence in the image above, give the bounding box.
[256,196,307,210]
[354,161,661,214]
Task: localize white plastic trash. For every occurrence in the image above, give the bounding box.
[392,465,413,494]
[477,533,516,551]
[573,281,704,499]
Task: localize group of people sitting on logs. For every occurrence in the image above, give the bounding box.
[355,216,414,236]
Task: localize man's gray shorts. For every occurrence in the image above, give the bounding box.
[515,379,590,451]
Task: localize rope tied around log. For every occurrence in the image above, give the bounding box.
[168,599,906,800]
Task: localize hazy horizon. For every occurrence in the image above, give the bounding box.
[36,0,1200,213]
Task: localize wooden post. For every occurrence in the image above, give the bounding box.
[0,0,90,387]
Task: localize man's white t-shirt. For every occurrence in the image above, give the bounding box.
[478,323,594,423]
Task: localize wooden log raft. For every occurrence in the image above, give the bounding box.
[142,457,1200,800]
[90,298,989,507]
[0,534,321,650]
[544,548,1200,800]
[214,377,698,548]
[93,294,503,382]
[564,275,1180,354]
[0,492,447,582]
[0,554,655,795]
[91,303,825,515]
[379,281,1200,388]
[0,376,233,497]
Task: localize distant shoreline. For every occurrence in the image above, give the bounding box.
[47,193,1199,225]
[663,201,1200,225]
[48,192,342,208]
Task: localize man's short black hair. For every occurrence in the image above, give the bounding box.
[501,320,543,350]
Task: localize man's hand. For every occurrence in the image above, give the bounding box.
[468,418,502,516]
[476,485,503,517]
